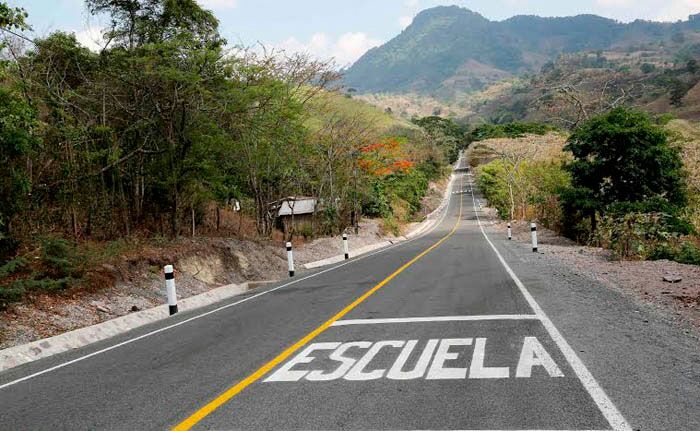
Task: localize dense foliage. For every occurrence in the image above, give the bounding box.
[561,107,687,238]
[0,1,453,307]
[411,116,466,163]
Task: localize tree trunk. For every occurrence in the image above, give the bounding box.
[508,183,515,221]
[171,194,178,237]
[191,205,196,237]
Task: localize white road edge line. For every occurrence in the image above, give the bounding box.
[0,168,464,391]
[469,187,632,431]
[332,314,540,326]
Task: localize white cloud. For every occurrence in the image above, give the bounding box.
[399,15,413,29]
[594,0,700,21]
[656,0,700,21]
[75,26,107,51]
[595,0,634,6]
[273,32,383,67]
[197,0,237,9]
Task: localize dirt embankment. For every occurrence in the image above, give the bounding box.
[0,177,450,350]
[499,220,700,330]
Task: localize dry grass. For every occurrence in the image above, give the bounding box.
[474,132,570,162]
[355,92,473,119]
[667,119,700,229]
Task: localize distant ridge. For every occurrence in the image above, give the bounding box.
[343,6,700,96]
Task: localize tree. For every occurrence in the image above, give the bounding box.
[640,62,656,74]
[0,87,40,257]
[411,116,466,164]
[562,107,686,235]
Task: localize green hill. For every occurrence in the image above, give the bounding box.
[343,6,700,97]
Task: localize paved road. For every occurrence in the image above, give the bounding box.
[1,159,698,430]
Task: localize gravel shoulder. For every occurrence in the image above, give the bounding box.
[496,218,700,331]
[480,212,700,431]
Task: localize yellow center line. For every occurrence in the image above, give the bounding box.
[172,175,464,431]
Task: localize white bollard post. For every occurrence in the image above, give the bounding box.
[286,242,295,277]
[531,222,538,253]
[164,265,178,315]
[342,233,349,260]
[507,223,512,240]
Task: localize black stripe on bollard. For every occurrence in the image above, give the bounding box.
[531,223,538,253]
[164,265,178,316]
[286,242,295,277]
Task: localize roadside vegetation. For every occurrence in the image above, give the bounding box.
[0,1,464,309]
[472,109,700,266]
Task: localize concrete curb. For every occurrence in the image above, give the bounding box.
[0,171,457,372]
[0,280,274,372]
[302,173,456,270]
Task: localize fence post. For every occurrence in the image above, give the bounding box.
[531,223,538,253]
[343,233,349,260]
[507,223,512,240]
[286,242,295,277]
[164,265,178,315]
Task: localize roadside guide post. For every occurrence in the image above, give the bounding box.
[286,242,295,277]
[343,233,349,260]
[164,265,178,315]
[531,223,538,253]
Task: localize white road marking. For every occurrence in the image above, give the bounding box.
[265,337,562,382]
[387,339,439,380]
[262,342,340,382]
[469,190,632,431]
[426,338,472,380]
[332,314,540,326]
[516,336,563,378]
[469,338,509,379]
[344,340,404,381]
[0,172,462,391]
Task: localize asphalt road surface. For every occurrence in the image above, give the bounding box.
[1,159,698,431]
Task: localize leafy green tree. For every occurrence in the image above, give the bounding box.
[640,63,656,74]
[561,107,686,236]
[0,87,40,257]
[0,2,29,31]
[411,116,466,163]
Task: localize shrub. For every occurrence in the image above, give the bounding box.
[650,241,700,265]
[0,236,85,309]
[362,164,431,221]
[595,212,694,261]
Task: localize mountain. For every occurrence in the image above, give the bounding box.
[343,6,700,97]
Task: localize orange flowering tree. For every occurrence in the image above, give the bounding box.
[359,137,415,177]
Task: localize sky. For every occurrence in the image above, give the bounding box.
[10,0,700,67]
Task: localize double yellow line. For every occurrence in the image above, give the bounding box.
[172,176,464,430]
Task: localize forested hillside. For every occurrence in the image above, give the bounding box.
[0,1,461,307]
[344,5,700,97]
